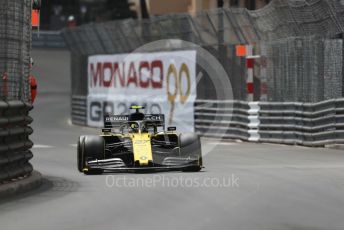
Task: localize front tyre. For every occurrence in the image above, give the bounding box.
[77,136,85,172]
[78,135,105,175]
[179,133,203,172]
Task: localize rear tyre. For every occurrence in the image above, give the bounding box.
[81,135,105,175]
[179,133,203,172]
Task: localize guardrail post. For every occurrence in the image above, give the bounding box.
[334,98,344,145]
[245,46,261,102]
[248,102,260,142]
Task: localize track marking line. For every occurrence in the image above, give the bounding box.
[228,164,344,169]
[33,144,54,149]
[206,141,238,146]
[261,142,313,149]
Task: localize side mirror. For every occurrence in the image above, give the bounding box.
[167,127,176,131]
[32,0,41,10]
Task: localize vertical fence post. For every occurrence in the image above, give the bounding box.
[260,55,268,101]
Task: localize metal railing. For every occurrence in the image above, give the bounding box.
[195,99,344,147]
[71,95,87,126]
[257,99,344,146]
[195,100,250,140]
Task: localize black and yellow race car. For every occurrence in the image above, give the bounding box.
[77,106,203,174]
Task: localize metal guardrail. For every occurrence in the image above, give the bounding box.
[196,99,344,147]
[71,95,87,126]
[195,100,250,140]
[258,99,344,146]
[71,97,344,147]
[0,101,34,183]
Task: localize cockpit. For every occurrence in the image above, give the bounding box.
[121,121,158,134]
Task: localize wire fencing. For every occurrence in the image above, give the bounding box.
[263,37,343,102]
[63,0,344,104]
[0,0,32,102]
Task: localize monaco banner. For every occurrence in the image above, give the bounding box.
[87,50,197,132]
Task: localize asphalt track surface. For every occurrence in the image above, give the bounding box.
[0,49,344,230]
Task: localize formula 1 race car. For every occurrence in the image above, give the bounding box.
[77,106,203,174]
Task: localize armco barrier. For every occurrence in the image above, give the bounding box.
[197,99,344,146]
[71,97,344,147]
[0,101,34,183]
[71,95,87,126]
[195,100,250,140]
[258,100,342,146]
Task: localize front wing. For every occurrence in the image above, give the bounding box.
[85,157,201,172]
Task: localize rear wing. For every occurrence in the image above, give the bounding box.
[104,114,165,128]
[144,114,165,127]
[104,115,129,128]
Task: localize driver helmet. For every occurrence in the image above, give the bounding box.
[130,123,139,133]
